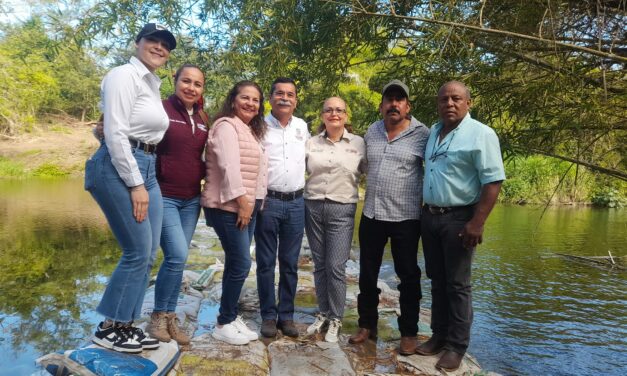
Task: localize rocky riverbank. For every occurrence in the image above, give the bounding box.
[172,221,495,376]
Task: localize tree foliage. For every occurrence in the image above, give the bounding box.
[0,16,102,134]
[1,0,625,183]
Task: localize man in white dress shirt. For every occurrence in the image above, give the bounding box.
[255,77,310,338]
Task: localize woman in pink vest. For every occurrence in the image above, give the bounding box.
[201,81,268,345]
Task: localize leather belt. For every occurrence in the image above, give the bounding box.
[424,204,474,215]
[267,189,304,201]
[129,139,157,154]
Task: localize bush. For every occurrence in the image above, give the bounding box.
[590,186,626,208]
[32,163,69,178]
[0,157,25,178]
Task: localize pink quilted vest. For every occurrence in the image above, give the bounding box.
[201,116,263,213]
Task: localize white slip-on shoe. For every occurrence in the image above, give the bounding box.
[212,322,250,345]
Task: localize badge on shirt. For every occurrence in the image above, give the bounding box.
[295,128,304,141]
[198,124,207,132]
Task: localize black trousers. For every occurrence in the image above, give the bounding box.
[421,207,475,354]
[357,214,421,337]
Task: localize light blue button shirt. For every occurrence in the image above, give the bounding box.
[423,113,505,207]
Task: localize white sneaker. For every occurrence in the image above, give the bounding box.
[306,313,328,335]
[233,316,259,341]
[212,322,250,345]
[325,318,342,343]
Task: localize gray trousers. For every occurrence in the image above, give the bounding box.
[304,199,357,319]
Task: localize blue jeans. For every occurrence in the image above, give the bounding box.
[209,200,261,325]
[154,195,201,312]
[84,144,163,323]
[254,196,305,322]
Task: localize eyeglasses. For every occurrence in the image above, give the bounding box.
[429,128,456,162]
[323,108,347,115]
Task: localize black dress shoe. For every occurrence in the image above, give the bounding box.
[277,320,299,338]
[415,336,446,355]
[436,350,464,372]
[260,319,277,337]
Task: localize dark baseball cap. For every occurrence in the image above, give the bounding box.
[135,23,177,50]
[382,79,409,98]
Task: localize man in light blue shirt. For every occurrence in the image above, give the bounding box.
[416,81,505,372]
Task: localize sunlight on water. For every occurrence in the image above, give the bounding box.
[0,180,625,375]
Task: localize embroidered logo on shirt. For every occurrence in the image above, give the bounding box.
[295,128,304,141]
[198,124,207,132]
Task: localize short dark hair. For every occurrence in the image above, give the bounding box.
[214,81,267,140]
[270,77,297,96]
[173,64,204,84]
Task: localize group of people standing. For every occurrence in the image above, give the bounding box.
[85,24,505,373]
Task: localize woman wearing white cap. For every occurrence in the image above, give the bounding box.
[84,23,177,353]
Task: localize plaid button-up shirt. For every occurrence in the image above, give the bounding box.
[362,117,430,221]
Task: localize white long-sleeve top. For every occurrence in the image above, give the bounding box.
[100,56,169,187]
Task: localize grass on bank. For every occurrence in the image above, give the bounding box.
[0,157,71,178]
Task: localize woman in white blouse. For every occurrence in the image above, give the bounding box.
[84,23,176,354]
[303,97,367,342]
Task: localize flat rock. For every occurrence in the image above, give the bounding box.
[397,352,483,376]
[175,333,269,376]
[268,338,355,376]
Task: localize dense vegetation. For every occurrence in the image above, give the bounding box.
[0,0,625,205]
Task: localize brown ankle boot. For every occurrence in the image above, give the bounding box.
[146,312,171,342]
[348,328,377,344]
[166,312,191,345]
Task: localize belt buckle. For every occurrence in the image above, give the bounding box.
[438,207,446,214]
[143,143,155,154]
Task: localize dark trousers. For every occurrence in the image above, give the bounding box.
[254,196,305,322]
[357,214,421,337]
[421,207,475,354]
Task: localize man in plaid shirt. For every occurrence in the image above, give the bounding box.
[349,80,430,355]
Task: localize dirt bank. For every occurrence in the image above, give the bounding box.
[0,121,100,176]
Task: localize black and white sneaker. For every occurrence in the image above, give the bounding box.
[92,322,142,353]
[122,324,160,350]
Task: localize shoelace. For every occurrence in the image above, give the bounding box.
[327,320,340,335]
[120,324,145,340]
[235,316,249,330]
[312,314,327,328]
[114,324,136,341]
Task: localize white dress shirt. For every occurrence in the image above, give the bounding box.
[100,56,169,187]
[263,112,310,192]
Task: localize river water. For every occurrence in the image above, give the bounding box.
[0,179,625,375]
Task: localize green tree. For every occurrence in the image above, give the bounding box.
[0,16,103,134]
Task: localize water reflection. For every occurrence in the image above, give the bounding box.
[0,180,625,375]
[472,205,626,375]
[0,179,119,373]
